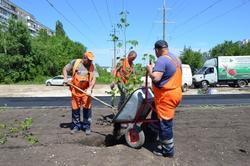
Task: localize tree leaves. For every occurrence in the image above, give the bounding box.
[55,20,65,37]
[0,19,86,83]
[180,47,204,74]
[127,40,138,47]
[95,64,112,84]
[210,40,249,57]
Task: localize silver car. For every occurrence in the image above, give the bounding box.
[45,75,72,86]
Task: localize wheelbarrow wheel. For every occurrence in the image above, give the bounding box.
[125,125,145,149]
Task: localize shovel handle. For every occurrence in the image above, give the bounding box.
[68,83,116,111]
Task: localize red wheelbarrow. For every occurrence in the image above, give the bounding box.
[68,75,158,149]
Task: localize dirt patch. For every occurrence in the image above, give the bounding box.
[0,105,250,166]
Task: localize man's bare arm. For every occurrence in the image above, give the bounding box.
[149,71,164,83]
[146,64,164,83]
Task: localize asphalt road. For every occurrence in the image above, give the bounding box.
[0,94,250,108]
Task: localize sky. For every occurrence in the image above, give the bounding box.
[10,0,250,67]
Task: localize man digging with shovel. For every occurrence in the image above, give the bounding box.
[63,51,99,135]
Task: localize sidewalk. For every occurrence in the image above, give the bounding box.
[0,84,109,97]
[0,84,250,97]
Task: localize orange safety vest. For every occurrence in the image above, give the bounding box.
[70,59,94,97]
[152,54,182,120]
[115,58,134,84]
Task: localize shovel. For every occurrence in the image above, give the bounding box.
[68,82,116,114]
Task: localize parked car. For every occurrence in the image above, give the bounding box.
[45,75,72,86]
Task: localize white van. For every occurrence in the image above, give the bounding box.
[181,64,192,92]
[141,64,193,92]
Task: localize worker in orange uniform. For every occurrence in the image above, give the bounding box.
[63,51,99,135]
[111,50,137,109]
[146,40,182,157]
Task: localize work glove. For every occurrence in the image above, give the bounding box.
[63,80,69,86]
[85,88,92,96]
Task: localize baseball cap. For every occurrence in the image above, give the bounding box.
[154,40,168,49]
[84,51,94,61]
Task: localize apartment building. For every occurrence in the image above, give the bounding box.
[0,0,53,36]
[241,39,249,45]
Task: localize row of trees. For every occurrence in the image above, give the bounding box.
[0,19,86,83]
[1,18,250,84]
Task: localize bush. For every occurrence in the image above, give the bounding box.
[96,64,112,84]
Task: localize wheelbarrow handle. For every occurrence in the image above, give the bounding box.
[145,60,152,100]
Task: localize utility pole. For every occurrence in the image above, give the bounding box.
[124,11,127,57]
[113,26,117,69]
[109,25,120,70]
[163,0,166,41]
[154,1,174,41]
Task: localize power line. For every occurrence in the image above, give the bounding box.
[172,0,223,33]
[64,0,93,33]
[105,0,113,26]
[171,0,186,10]
[45,0,96,45]
[108,26,119,69]
[112,0,120,25]
[145,1,174,48]
[168,0,186,18]
[90,0,109,32]
[169,0,182,9]
[173,0,250,40]
[145,10,160,48]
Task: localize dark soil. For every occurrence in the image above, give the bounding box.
[0,105,250,166]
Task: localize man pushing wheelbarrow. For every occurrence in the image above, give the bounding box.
[146,40,182,158]
[112,40,182,158]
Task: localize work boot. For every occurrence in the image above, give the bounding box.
[153,148,174,158]
[82,108,92,130]
[71,108,81,133]
[85,129,91,135]
[83,108,92,135]
[70,127,80,134]
[153,144,174,158]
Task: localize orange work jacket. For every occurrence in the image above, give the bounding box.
[70,59,94,97]
[152,55,182,120]
[115,58,134,84]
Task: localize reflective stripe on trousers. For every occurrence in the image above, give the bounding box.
[72,109,81,130]
[72,108,92,130]
[159,119,174,155]
[82,108,92,130]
